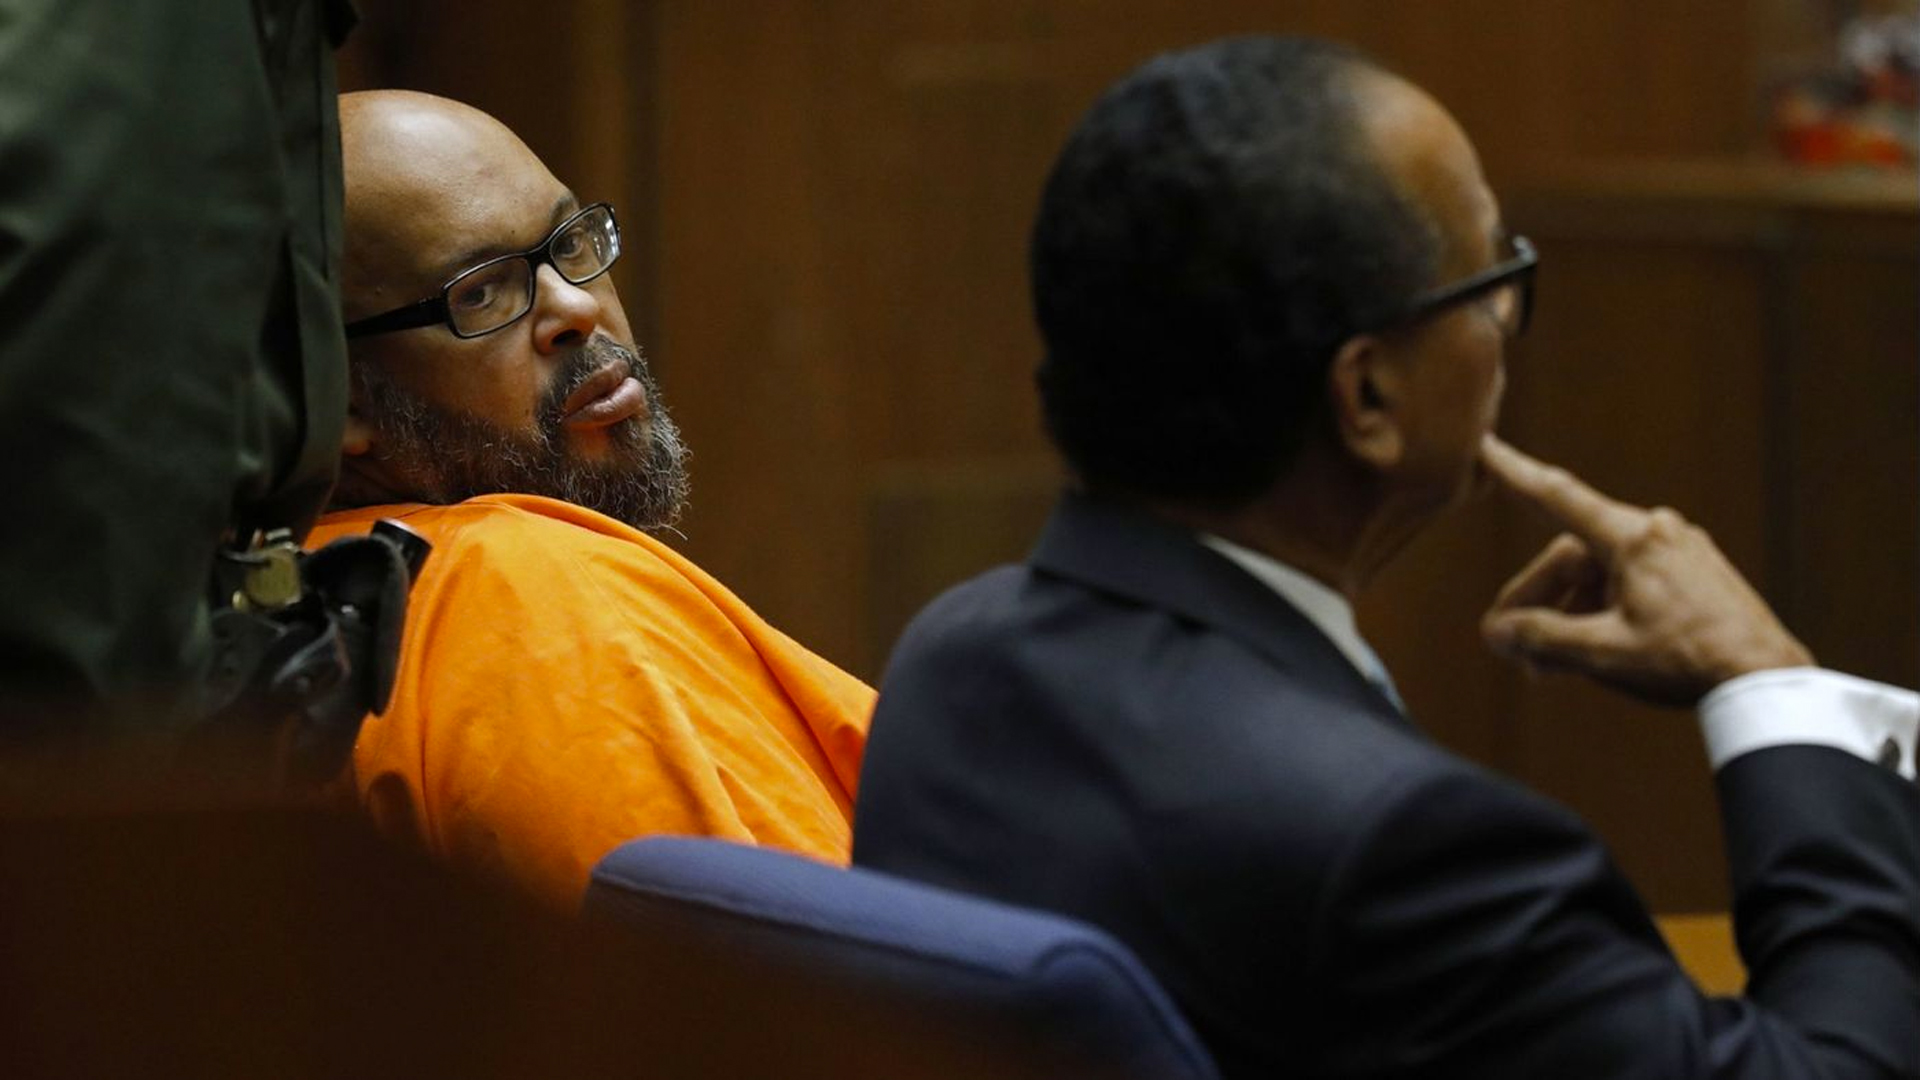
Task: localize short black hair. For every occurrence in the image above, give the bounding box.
[1032,36,1441,506]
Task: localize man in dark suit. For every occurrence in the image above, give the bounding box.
[852,37,1919,1079]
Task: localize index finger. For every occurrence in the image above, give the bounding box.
[1480,435,1644,553]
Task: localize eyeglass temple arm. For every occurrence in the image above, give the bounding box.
[344,298,447,339]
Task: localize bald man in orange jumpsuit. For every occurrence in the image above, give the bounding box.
[308,91,870,911]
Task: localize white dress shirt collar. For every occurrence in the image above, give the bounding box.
[1197,533,1382,685]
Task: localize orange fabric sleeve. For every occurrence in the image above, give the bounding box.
[307,496,874,912]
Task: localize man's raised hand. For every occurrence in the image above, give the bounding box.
[1479,436,1811,706]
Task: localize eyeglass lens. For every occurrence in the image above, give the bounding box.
[444,206,620,337]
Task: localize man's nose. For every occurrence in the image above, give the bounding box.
[529,263,603,353]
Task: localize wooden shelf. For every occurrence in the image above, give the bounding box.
[1510,158,1918,215]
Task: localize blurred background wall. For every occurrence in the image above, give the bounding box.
[339,0,1917,912]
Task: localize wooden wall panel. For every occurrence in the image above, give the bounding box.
[1781,217,1920,686]
[647,2,868,667]
[816,5,1060,463]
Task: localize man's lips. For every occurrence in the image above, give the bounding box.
[560,360,649,430]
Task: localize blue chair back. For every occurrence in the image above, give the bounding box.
[584,836,1220,1080]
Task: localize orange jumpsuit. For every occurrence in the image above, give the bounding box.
[307,495,873,911]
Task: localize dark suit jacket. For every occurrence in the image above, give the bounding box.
[853,491,1920,1079]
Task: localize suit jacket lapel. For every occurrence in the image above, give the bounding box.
[1029,490,1413,728]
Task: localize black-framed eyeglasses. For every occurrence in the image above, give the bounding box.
[345,202,622,340]
[1379,234,1537,338]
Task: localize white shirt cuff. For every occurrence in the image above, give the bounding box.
[1699,667,1919,780]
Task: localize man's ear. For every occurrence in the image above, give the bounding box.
[1326,334,1404,471]
[341,371,375,458]
[342,411,375,458]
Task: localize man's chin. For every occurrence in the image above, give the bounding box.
[560,415,652,463]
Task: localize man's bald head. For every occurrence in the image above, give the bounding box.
[339,90,566,321]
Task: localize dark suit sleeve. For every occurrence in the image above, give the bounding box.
[1307,746,1920,1079]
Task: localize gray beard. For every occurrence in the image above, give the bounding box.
[354,336,691,534]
